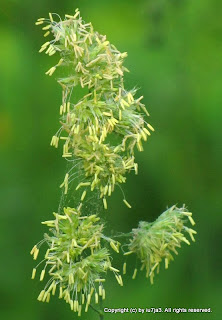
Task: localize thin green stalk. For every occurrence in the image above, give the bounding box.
[89,303,104,320]
[99,298,104,320]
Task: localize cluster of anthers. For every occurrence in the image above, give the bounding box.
[123,205,197,284]
[30,207,122,315]
[36,9,154,210]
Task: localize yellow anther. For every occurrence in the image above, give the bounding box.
[87,293,91,305]
[78,305,82,316]
[33,248,39,260]
[188,215,195,226]
[103,198,107,210]
[99,285,102,296]
[41,220,55,227]
[73,9,80,19]
[134,163,138,174]
[42,291,48,302]
[85,303,89,312]
[123,251,133,256]
[132,268,137,279]
[37,290,45,301]
[147,123,155,131]
[115,274,122,285]
[49,12,53,22]
[42,25,51,30]
[39,47,46,53]
[57,58,64,66]
[45,66,56,76]
[121,99,130,107]
[70,300,74,310]
[43,30,50,38]
[110,241,119,253]
[52,283,56,295]
[81,190,87,201]
[143,127,151,136]
[95,278,106,282]
[95,292,99,304]
[59,287,63,299]
[110,266,119,272]
[165,258,169,269]
[141,130,147,141]
[182,237,190,245]
[31,268,36,279]
[118,275,123,286]
[41,41,50,48]
[104,185,108,195]
[123,262,127,275]
[103,112,112,116]
[45,249,50,258]
[108,185,112,196]
[46,293,50,303]
[30,245,37,255]
[67,252,70,263]
[123,199,132,209]
[35,21,44,25]
[65,14,75,19]
[40,269,45,281]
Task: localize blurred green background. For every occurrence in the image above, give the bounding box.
[0,0,221,319]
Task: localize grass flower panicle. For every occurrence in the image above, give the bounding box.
[35,10,154,208]
[32,8,197,317]
[124,205,197,284]
[30,207,122,313]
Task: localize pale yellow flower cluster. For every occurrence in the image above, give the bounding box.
[36,9,154,210]
[124,205,197,284]
[30,207,122,315]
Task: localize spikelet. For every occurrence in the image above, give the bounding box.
[31,207,121,312]
[126,206,197,284]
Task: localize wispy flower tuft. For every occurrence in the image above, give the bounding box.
[30,207,122,314]
[124,205,197,284]
[35,9,154,209]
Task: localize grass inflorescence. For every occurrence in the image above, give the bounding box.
[36,9,154,210]
[123,205,197,284]
[30,207,122,315]
[31,8,197,317]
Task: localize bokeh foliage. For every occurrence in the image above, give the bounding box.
[0,0,221,319]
